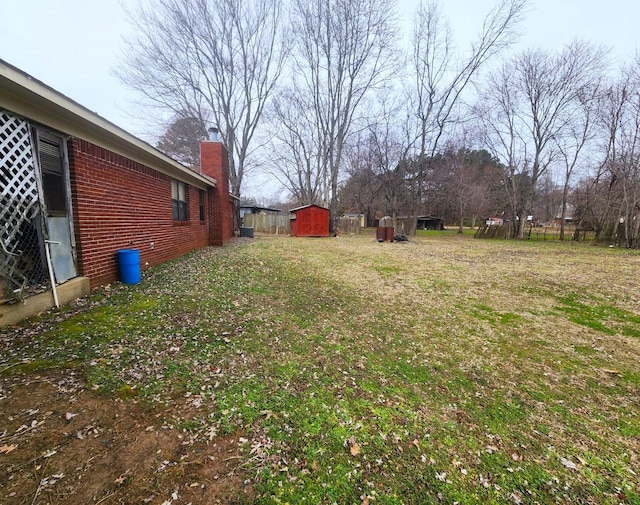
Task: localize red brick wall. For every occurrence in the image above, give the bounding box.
[200,140,234,246]
[68,139,210,287]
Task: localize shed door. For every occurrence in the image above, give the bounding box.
[298,209,327,236]
[35,131,77,283]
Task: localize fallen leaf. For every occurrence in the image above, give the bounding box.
[42,449,57,458]
[0,444,17,454]
[601,369,620,375]
[65,412,78,421]
[412,438,420,449]
[348,436,361,456]
[361,496,370,505]
[260,409,278,420]
[560,457,577,470]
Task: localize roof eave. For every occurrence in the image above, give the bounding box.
[0,59,215,189]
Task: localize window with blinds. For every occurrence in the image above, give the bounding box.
[172,179,188,221]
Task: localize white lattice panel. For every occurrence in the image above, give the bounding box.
[1,111,39,245]
[1,110,43,299]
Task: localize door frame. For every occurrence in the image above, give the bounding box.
[32,127,78,283]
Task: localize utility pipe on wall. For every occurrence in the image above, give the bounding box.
[44,240,60,308]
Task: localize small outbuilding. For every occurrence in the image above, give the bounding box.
[289,204,330,237]
[239,205,281,222]
[416,215,445,230]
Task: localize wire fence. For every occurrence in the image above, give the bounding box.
[1,214,49,303]
[475,224,595,242]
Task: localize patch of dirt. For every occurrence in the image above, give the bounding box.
[0,373,253,504]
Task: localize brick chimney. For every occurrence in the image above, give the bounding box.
[201,128,233,246]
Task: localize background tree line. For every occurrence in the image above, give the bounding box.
[117,0,640,247]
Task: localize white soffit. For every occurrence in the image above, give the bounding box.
[0,60,216,189]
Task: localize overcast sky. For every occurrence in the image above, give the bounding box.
[2,0,639,198]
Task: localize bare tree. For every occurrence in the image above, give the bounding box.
[280,0,398,231]
[478,41,608,238]
[475,61,526,238]
[405,0,528,235]
[445,147,502,233]
[157,114,208,168]
[340,139,384,226]
[555,81,603,240]
[270,87,325,205]
[593,61,640,247]
[410,143,502,231]
[364,105,408,224]
[116,0,286,197]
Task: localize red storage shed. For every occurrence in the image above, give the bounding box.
[289,205,330,237]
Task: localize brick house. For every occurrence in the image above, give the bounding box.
[0,60,234,325]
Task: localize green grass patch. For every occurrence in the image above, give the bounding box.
[555,294,640,337]
[2,236,639,503]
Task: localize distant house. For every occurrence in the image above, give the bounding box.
[1,59,234,324]
[289,204,330,237]
[485,217,504,226]
[553,205,576,226]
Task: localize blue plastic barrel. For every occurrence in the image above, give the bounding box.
[117,249,141,284]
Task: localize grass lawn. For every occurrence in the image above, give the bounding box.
[1,233,639,504]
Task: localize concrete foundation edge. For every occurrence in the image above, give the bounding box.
[0,277,91,327]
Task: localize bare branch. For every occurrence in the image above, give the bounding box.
[115,0,287,197]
